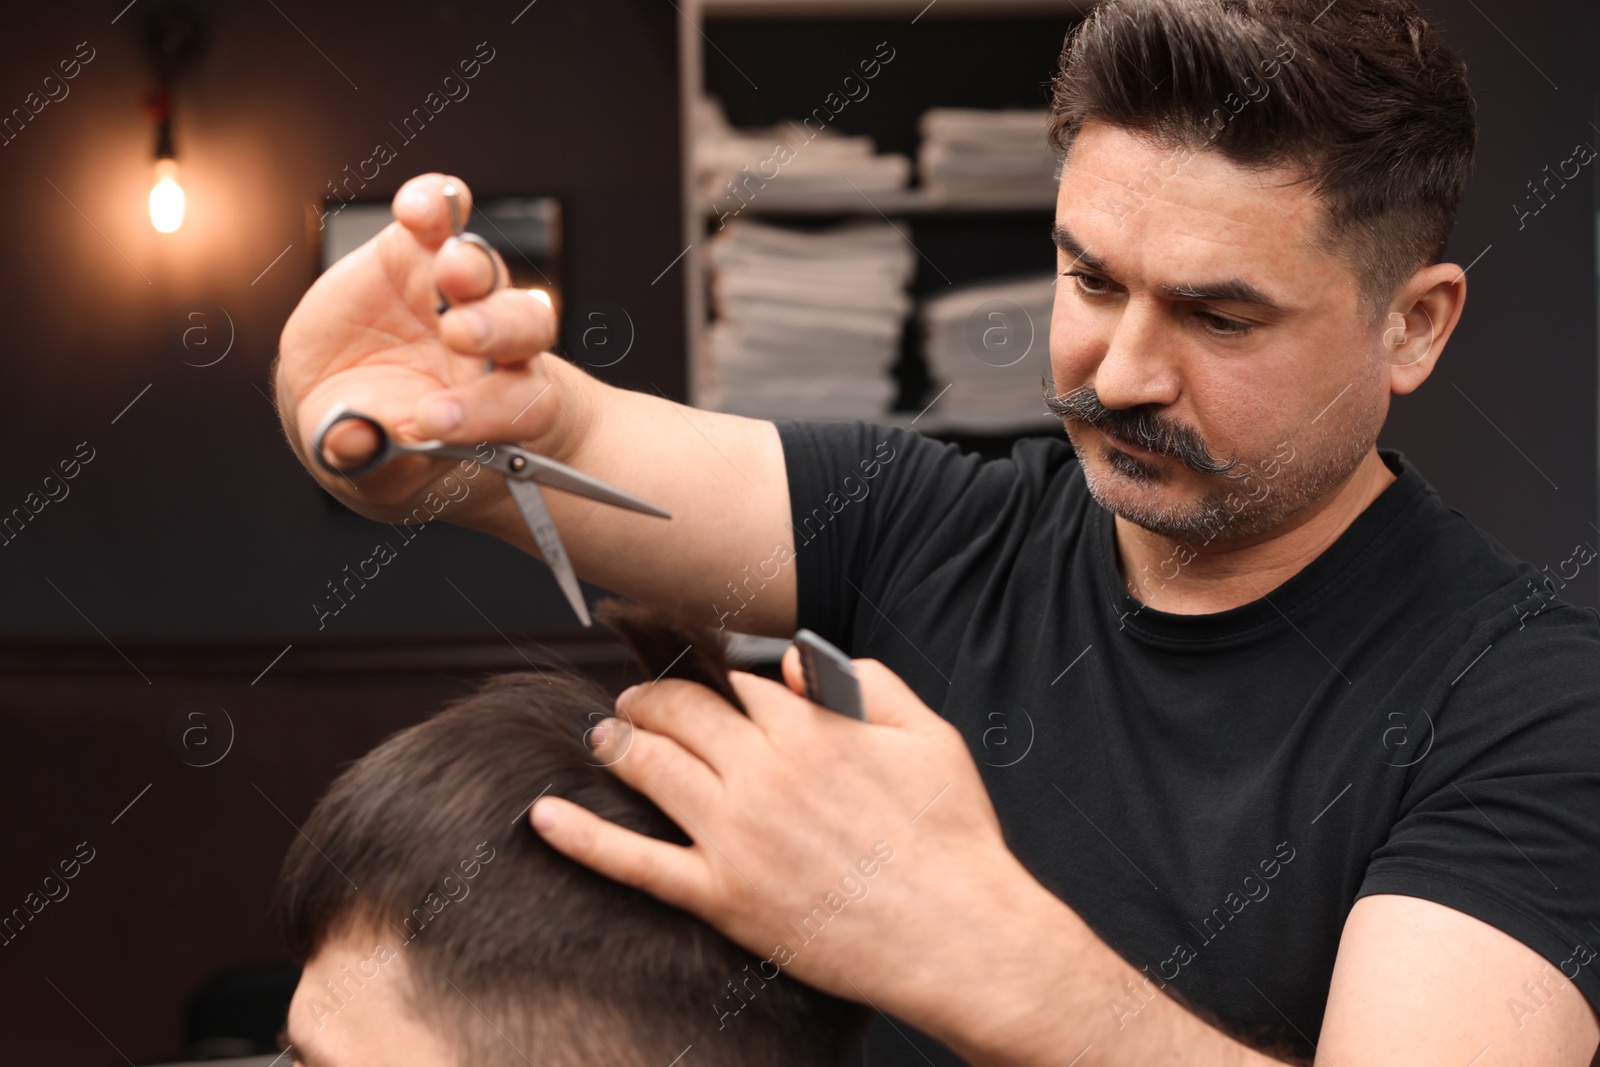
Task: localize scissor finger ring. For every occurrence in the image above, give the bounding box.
[311,406,393,478]
[435,183,506,314]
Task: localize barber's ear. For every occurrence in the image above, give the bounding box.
[594,598,746,714]
[1382,313,1408,349]
[1380,263,1466,394]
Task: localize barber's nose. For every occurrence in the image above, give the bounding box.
[1093,301,1179,411]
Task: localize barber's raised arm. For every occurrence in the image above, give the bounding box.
[275,173,796,636]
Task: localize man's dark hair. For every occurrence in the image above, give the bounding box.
[1049,0,1477,318]
[276,600,868,1067]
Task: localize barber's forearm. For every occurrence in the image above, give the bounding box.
[474,357,800,636]
[907,865,1295,1067]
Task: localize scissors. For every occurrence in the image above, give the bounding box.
[434,182,505,318]
[311,185,669,627]
[311,403,669,626]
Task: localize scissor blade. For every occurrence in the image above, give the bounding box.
[507,450,671,519]
[507,478,591,627]
[403,440,494,464]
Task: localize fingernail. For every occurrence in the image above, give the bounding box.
[588,717,613,748]
[461,308,491,348]
[397,185,432,218]
[423,395,463,434]
[530,798,558,833]
[616,685,641,710]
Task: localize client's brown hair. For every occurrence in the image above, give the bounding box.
[276,600,867,1067]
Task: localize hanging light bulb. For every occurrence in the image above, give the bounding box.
[150,156,184,233]
[143,85,185,234]
[140,8,204,235]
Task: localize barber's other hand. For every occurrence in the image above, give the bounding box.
[276,173,570,524]
[530,652,1043,1028]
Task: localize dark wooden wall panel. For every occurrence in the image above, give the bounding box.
[0,634,640,1064]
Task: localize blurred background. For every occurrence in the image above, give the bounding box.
[0,0,1595,1062]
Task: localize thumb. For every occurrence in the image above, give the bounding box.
[780,644,806,697]
[853,658,939,729]
[392,173,472,248]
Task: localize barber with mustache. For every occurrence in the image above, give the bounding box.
[272,2,1600,1062]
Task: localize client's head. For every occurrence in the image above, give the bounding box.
[275,601,868,1067]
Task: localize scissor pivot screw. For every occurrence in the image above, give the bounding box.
[509,456,527,473]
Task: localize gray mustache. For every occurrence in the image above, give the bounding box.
[1044,382,1238,475]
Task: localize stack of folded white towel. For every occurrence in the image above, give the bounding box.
[704,218,915,420]
[917,108,1057,206]
[694,96,911,212]
[919,272,1056,432]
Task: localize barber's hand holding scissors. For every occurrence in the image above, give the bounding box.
[277,173,567,527]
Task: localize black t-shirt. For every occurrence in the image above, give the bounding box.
[776,419,1600,1064]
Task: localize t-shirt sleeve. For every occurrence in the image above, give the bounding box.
[1356,600,1600,1016]
[773,419,1014,655]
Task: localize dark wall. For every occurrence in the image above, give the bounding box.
[1386,0,1600,609]
[0,1,1596,1065]
[0,3,684,1061]
[0,0,685,641]
[0,635,645,1065]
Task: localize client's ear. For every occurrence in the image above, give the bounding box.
[594,598,747,714]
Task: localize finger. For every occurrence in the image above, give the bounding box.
[300,382,456,507]
[591,723,726,834]
[435,237,510,308]
[610,679,754,769]
[412,357,557,442]
[391,173,473,248]
[780,644,806,696]
[319,417,381,470]
[725,668,820,732]
[437,286,558,364]
[852,658,937,729]
[530,795,712,911]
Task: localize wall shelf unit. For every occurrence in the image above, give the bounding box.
[677,0,1086,455]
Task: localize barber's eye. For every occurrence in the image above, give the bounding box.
[1197,311,1253,336]
[1063,270,1110,296]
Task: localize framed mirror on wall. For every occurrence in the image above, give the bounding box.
[317,195,564,320]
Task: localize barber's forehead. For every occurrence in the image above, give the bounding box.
[1065,125,1319,225]
[1058,125,1336,286]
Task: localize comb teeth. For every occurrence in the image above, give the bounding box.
[594,598,747,714]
